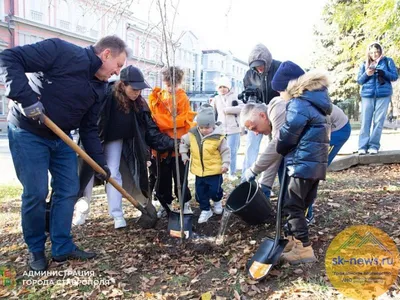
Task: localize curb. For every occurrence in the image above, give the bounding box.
[328,150,400,172]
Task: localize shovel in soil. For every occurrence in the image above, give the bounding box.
[246,169,289,281]
[42,115,158,229]
[167,160,193,239]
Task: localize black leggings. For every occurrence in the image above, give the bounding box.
[155,156,191,206]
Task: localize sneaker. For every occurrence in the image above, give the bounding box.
[213,201,223,215]
[198,210,213,223]
[358,149,367,155]
[368,148,378,154]
[29,251,48,271]
[72,197,90,226]
[114,217,127,229]
[183,202,193,214]
[157,204,172,218]
[228,174,237,181]
[53,248,96,262]
[281,239,317,264]
[72,212,88,226]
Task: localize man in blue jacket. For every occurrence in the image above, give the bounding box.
[0,35,129,271]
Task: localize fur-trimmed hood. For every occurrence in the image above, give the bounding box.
[248,44,272,73]
[286,71,332,115]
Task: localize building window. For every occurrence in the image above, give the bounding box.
[209,60,214,68]
[18,33,44,46]
[127,36,135,56]
[149,42,157,61]
[57,0,70,31]
[0,95,8,116]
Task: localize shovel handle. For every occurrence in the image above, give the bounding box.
[42,115,143,210]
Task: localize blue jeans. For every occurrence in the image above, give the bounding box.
[8,123,78,256]
[226,133,240,175]
[358,96,391,151]
[241,131,263,181]
[306,121,352,220]
[195,175,223,211]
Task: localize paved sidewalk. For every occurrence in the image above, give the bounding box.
[1,128,400,185]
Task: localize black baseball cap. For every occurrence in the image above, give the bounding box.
[120,65,150,90]
[249,60,265,68]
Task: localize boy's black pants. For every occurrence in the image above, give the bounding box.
[283,176,319,246]
[155,156,191,206]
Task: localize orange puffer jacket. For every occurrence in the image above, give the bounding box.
[148,87,196,158]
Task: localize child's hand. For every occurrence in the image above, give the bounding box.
[221,166,228,173]
[146,161,152,167]
[181,153,189,165]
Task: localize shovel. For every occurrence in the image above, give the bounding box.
[246,169,289,281]
[167,160,193,239]
[42,115,158,229]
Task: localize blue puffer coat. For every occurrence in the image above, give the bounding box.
[357,56,398,98]
[277,72,332,180]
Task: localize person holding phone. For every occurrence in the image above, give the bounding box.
[357,42,398,155]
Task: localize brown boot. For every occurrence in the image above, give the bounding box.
[281,239,317,265]
[283,235,295,253]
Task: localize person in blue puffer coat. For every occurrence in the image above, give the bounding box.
[271,61,332,265]
[357,42,398,155]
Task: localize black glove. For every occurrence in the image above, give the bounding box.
[96,165,111,182]
[232,100,238,107]
[21,101,45,122]
[377,69,385,76]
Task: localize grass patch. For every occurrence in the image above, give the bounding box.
[170,275,190,287]
[0,184,22,202]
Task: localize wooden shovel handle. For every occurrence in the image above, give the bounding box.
[43,115,142,209]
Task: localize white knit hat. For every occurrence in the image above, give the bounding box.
[216,76,232,90]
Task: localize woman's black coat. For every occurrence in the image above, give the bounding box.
[78,82,174,199]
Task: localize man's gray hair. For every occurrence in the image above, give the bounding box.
[240,103,269,127]
[94,35,132,58]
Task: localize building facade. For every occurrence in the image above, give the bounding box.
[0,1,246,132]
[201,49,247,93]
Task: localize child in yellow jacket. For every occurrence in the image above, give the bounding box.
[180,104,230,223]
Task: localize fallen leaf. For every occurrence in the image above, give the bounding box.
[107,288,123,298]
[190,278,200,284]
[229,268,238,275]
[104,270,120,276]
[234,290,241,299]
[201,291,212,300]
[293,268,303,275]
[122,267,137,274]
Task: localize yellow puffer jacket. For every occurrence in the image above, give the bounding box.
[189,128,224,177]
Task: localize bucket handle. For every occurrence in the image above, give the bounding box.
[245,181,253,204]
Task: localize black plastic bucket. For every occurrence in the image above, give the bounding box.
[226,181,274,225]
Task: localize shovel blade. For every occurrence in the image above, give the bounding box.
[137,202,158,229]
[168,211,193,239]
[247,238,288,281]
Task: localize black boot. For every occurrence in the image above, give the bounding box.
[29,251,48,271]
[53,248,97,262]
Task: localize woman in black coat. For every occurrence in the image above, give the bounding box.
[73,66,174,228]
